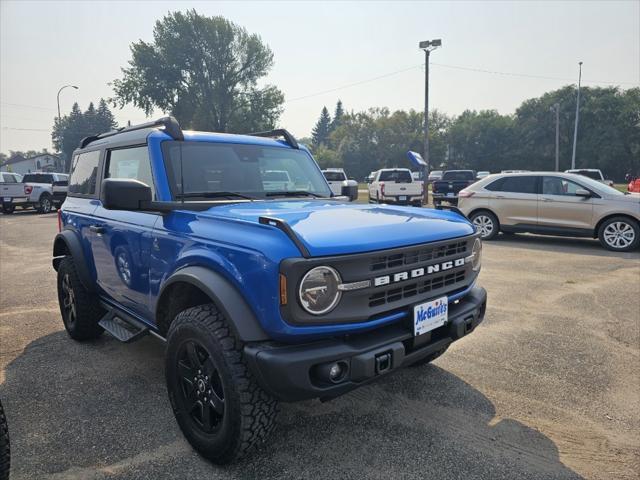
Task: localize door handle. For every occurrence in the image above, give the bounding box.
[542,198,554,202]
[89,225,105,234]
[496,195,505,199]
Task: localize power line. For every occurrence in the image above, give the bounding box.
[431,62,639,86]
[2,127,50,132]
[285,65,423,103]
[1,102,57,111]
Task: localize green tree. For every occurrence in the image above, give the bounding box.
[52,100,118,171]
[111,10,284,133]
[312,107,332,147]
[331,100,345,132]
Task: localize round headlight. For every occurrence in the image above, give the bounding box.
[471,237,482,271]
[299,266,342,315]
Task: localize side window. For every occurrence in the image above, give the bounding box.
[487,176,538,194]
[106,146,155,198]
[2,174,16,183]
[542,177,584,196]
[68,150,101,196]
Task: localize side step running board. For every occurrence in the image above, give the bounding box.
[98,302,149,343]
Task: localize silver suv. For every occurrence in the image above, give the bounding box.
[457,172,640,252]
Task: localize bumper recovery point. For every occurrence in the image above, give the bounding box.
[245,286,487,402]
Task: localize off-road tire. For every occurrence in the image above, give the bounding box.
[469,210,500,240]
[57,257,104,340]
[0,399,10,480]
[37,194,52,214]
[165,304,278,464]
[1,205,14,214]
[597,216,640,252]
[409,346,449,367]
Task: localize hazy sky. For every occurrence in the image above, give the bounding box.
[1,0,638,153]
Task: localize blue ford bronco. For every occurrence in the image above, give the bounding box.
[52,117,487,464]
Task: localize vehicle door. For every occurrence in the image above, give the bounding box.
[368,171,380,200]
[64,150,103,284]
[89,145,159,319]
[486,175,539,227]
[538,176,594,230]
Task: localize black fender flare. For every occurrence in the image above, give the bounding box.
[52,229,95,292]
[158,266,269,342]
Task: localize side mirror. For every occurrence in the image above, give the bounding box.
[341,183,358,202]
[575,188,591,198]
[102,178,152,210]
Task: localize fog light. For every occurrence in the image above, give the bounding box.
[329,363,343,381]
[314,360,349,384]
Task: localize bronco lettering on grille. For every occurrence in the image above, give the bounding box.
[373,257,465,287]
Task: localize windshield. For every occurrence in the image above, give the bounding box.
[572,175,625,196]
[162,142,332,199]
[379,170,412,182]
[442,171,474,181]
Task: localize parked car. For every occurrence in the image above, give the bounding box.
[1,171,24,214]
[457,172,640,251]
[431,170,477,206]
[427,170,443,182]
[565,169,614,187]
[476,171,491,180]
[368,168,423,206]
[0,171,22,182]
[321,168,358,200]
[52,117,486,463]
[627,174,640,193]
[365,171,377,183]
[1,172,68,214]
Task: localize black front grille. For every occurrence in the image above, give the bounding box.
[369,270,466,307]
[370,240,467,271]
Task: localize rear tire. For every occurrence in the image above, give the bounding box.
[37,194,52,214]
[598,216,639,252]
[57,257,104,340]
[469,210,499,240]
[1,205,14,214]
[165,304,278,464]
[0,399,9,480]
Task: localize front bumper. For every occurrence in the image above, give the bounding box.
[245,286,487,402]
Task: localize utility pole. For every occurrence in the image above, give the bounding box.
[419,38,441,204]
[571,62,582,169]
[551,103,560,171]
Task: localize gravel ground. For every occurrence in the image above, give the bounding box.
[1,210,638,479]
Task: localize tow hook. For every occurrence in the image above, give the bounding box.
[375,352,392,374]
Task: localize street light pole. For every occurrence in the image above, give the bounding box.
[419,38,441,204]
[56,84,79,123]
[551,103,560,171]
[571,62,582,169]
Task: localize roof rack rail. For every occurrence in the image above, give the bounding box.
[248,129,299,149]
[79,116,184,149]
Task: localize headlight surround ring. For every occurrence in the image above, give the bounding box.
[298,266,342,315]
[471,237,482,271]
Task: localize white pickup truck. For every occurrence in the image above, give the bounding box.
[321,168,358,200]
[368,168,423,206]
[1,172,68,214]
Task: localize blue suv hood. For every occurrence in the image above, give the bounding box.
[200,201,475,257]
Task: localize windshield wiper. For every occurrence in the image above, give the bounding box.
[176,192,256,200]
[265,191,326,198]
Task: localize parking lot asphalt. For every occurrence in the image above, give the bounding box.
[1,210,639,480]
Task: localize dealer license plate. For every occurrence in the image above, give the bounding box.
[413,296,448,336]
[399,195,407,201]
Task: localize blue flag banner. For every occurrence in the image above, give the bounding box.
[406,151,427,169]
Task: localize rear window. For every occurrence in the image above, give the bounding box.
[486,176,538,194]
[379,170,412,182]
[572,170,602,180]
[68,150,101,195]
[22,173,53,184]
[442,171,475,181]
[323,171,346,181]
